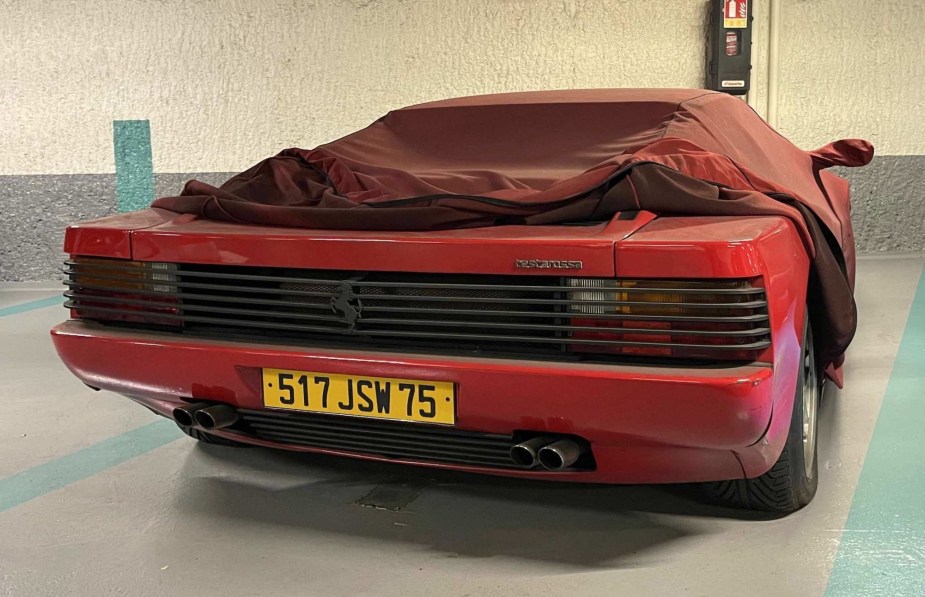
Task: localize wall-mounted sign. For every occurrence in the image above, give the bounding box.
[709,0,752,95]
[723,0,748,28]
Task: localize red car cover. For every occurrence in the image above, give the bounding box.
[153,89,873,367]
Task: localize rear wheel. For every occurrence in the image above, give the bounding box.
[704,316,820,513]
[176,423,250,447]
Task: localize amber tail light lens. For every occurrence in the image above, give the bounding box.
[565,278,770,361]
[64,257,180,326]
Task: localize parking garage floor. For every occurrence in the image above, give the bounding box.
[1,254,923,597]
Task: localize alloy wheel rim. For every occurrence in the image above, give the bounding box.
[802,345,819,479]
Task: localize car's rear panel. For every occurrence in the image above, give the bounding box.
[52,210,810,483]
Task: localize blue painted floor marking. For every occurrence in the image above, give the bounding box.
[0,419,181,514]
[0,295,62,318]
[826,263,925,596]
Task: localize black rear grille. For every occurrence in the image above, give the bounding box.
[236,409,530,469]
[64,259,772,363]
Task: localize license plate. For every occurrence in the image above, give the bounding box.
[261,368,456,425]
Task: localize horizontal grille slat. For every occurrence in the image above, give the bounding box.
[236,409,530,469]
[65,294,346,324]
[256,436,515,467]
[243,410,512,443]
[66,259,773,363]
[63,276,765,308]
[363,305,770,323]
[348,295,768,308]
[64,285,337,311]
[63,262,765,295]
[64,302,770,351]
[243,412,490,438]
[360,329,771,350]
[250,423,510,460]
[64,276,335,298]
[64,303,348,333]
[359,317,771,337]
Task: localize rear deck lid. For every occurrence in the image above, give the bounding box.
[122,210,655,277]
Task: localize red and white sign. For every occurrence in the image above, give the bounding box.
[725,31,739,56]
[723,0,748,29]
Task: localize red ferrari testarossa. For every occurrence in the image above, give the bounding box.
[52,89,873,512]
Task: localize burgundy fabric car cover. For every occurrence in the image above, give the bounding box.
[153,89,873,365]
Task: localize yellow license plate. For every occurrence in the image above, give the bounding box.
[262,368,456,425]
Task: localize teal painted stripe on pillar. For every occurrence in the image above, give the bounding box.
[0,295,62,318]
[113,119,154,212]
[826,263,925,597]
[0,419,181,514]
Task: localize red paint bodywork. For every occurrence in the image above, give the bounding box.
[52,209,812,483]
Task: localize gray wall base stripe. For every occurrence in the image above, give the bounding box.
[1,157,922,281]
[0,172,233,281]
[833,156,924,254]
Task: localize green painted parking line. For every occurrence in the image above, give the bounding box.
[0,419,181,514]
[0,295,62,318]
[113,119,154,212]
[826,263,925,597]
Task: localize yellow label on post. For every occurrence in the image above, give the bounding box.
[262,368,456,426]
[723,0,747,28]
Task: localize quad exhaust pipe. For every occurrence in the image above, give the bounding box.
[172,402,239,430]
[537,439,585,471]
[172,402,210,427]
[510,436,587,470]
[509,436,554,468]
[194,404,239,430]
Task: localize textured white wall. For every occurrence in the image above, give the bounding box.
[2,0,923,279]
[2,0,921,170]
[775,0,925,155]
[0,0,712,175]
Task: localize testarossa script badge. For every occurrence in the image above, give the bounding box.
[514,259,583,270]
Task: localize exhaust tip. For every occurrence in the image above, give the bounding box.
[194,410,216,429]
[193,404,238,430]
[538,448,566,470]
[173,404,203,427]
[510,445,538,467]
[509,436,555,468]
[538,439,584,471]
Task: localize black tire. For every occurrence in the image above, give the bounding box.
[176,423,250,447]
[703,316,820,513]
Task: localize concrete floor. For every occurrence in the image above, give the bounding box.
[1,254,923,596]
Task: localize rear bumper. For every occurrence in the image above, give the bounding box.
[51,320,781,483]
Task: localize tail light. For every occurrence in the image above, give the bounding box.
[566,278,771,361]
[64,257,180,326]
